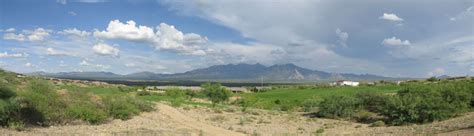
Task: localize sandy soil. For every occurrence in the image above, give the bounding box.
[1,102,473,136]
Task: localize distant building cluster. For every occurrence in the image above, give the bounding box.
[329,80,360,86]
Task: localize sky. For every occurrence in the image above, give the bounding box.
[0,0,473,78]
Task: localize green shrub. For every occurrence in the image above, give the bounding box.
[0,85,15,99]
[136,91,151,96]
[357,91,388,113]
[0,83,18,127]
[17,79,66,124]
[301,97,321,112]
[66,105,107,124]
[103,96,140,120]
[128,97,154,112]
[8,121,25,130]
[315,128,325,133]
[381,83,472,125]
[165,88,186,98]
[118,86,135,93]
[427,77,439,82]
[317,95,361,119]
[278,101,294,111]
[353,110,377,123]
[201,83,231,106]
[232,96,258,112]
[370,120,385,127]
[0,99,20,126]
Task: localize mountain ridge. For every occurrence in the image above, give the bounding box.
[27,63,397,82]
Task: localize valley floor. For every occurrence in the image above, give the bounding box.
[1,102,473,136]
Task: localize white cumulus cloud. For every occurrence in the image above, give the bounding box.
[382,37,411,46]
[94,20,156,42]
[79,60,91,66]
[92,43,120,57]
[46,48,70,56]
[154,23,208,56]
[68,11,77,16]
[24,62,33,67]
[79,60,110,70]
[3,28,52,42]
[0,52,27,58]
[335,28,349,47]
[428,68,445,77]
[3,33,26,42]
[379,13,404,22]
[23,28,52,42]
[5,28,15,32]
[450,6,473,21]
[56,0,67,4]
[94,20,208,56]
[59,28,91,38]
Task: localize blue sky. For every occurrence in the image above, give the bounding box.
[0,0,473,77]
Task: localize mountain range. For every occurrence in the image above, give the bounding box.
[28,63,396,82]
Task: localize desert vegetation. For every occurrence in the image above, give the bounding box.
[0,70,153,129]
[314,79,473,125]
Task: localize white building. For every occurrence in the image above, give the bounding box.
[329,80,360,86]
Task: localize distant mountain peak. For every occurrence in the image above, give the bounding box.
[288,69,305,80]
[29,63,394,82]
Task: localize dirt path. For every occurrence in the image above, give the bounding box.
[155,103,244,136]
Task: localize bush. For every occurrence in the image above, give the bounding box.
[315,128,325,133]
[232,96,258,112]
[201,83,231,106]
[66,105,107,124]
[301,97,321,112]
[0,99,19,127]
[353,110,379,123]
[118,86,136,93]
[357,91,388,113]
[165,87,186,98]
[317,95,361,119]
[278,101,294,111]
[381,82,472,125]
[0,83,18,126]
[136,91,151,96]
[103,96,140,120]
[17,79,67,125]
[426,77,438,82]
[128,98,154,112]
[0,85,15,99]
[370,120,385,127]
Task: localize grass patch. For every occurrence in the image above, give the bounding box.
[235,85,400,110]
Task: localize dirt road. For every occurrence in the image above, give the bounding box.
[155,103,244,136]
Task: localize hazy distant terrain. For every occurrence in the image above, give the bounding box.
[29,63,399,82]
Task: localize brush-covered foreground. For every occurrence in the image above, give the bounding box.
[0,70,153,130]
[137,77,473,126]
[233,79,474,125]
